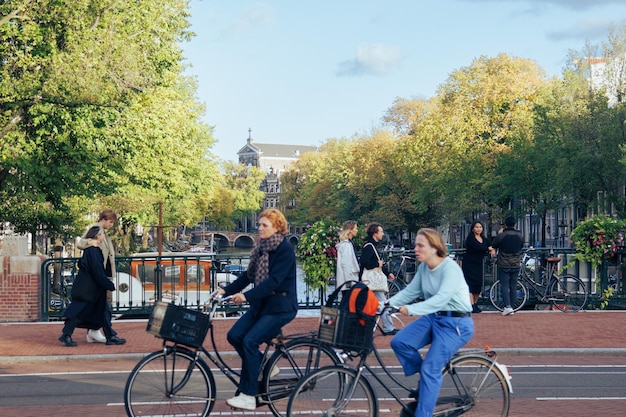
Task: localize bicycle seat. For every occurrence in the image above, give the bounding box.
[546,257,561,263]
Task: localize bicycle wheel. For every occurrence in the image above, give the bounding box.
[263,338,344,417]
[388,279,404,298]
[437,355,510,417]
[489,279,527,311]
[124,346,215,417]
[287,365,377,417]
[549,274,588,312]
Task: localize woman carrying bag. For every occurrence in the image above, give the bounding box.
[58,226,116,347]
[360,222,397,336]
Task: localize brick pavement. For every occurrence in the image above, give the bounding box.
[2,310,626,362]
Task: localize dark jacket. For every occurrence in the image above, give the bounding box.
[223,238,298,315]
[359,237,391,278]
[64,246,115,329]
[462,234,491,279]
[491,227,524,269]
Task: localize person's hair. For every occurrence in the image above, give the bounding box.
[366,222,382,237]
[468,221,486,239]
[259,208,289,235]
[98,209,117,222]
[504,216,516,227]
[85,226,102,239]
[339,220,357,241]
[417,228,447,257]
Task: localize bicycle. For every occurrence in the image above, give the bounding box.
[386,253,416,298]
[288,307,513,417]
[489,248,588,312]
[123,294,344,417]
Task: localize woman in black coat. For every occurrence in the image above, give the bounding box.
[58,226,115,347]
[462,221,491,313]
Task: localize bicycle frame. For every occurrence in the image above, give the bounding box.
[336,337,511,416]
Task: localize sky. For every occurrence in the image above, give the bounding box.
[181,0,626,162]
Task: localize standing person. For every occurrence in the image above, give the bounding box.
[58,226,116,346]
[360,222,397,336]
[462,221,491,313]
[335,220,359,297]
[489,216,524,316]
[216,208,298,411]
[388,228,474,417]
[77,210,126,345]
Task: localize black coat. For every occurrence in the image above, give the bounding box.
[462,234,491,281]
[223,238,298,316]
[64,246,115,329]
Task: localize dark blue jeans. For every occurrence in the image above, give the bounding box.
[227,309,297,396]
[499,267,520,308]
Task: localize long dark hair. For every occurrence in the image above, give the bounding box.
[468,221,486,239]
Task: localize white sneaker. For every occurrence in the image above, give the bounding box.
[226,393,256,410]
[501,307,515,316]
[86,329,107,343]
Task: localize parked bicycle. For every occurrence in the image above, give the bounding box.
[386,253,416,297]
[123,294,344,417]
[288,307,513,417]
[489,248,588,312]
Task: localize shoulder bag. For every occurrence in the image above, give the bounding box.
[361,243,389,292]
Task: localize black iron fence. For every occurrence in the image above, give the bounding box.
[41,247,625,321]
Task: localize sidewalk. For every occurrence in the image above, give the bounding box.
[2,310,626,362]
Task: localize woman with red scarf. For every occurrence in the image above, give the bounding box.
[217,208,297,411]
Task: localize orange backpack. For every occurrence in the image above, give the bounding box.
[327,281,379,325]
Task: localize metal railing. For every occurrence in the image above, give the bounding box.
[41,247,625,321]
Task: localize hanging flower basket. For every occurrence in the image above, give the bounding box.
[570,215,626,268]
[297,218,341,290]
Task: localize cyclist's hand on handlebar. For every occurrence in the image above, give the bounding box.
[230,292,247,303]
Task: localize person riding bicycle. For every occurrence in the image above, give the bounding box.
[388,228,474,417]
[489,216,524,316]
[215,208,298,411]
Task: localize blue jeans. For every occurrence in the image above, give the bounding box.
[499,267,520,308]
[227,309,297,396]
[390,314,474,417]
[374,290,394,332]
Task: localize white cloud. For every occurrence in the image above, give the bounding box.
[221,3,274,38]
[459,0,624,11]
[336,43,403,77]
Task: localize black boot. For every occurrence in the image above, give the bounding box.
[59,334,77,347]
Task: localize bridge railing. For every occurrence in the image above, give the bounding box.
[41,247,622,321]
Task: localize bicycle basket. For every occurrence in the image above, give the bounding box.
[318,306,375,352]
[146,301,210,348]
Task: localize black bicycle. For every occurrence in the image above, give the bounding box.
[124,295,344,417]
[489,249,588,312]
[288,307,513,417]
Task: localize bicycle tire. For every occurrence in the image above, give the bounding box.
[489,279,528,312]
[387,279,404,299]
[287,365,378,417]
[124,346,215,417]
[549,274,588,312]
[262,337,344,417]
[436,354,510,417]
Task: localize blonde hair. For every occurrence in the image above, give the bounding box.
[339,220,357,241]
[417,228,448,257]
[259,208,289,235]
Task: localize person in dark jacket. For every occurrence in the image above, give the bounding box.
[217,208,297,411]
[489,216,524,316]
[360,222,397,335]
[58,226,116,346]
[462,221,491,313]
